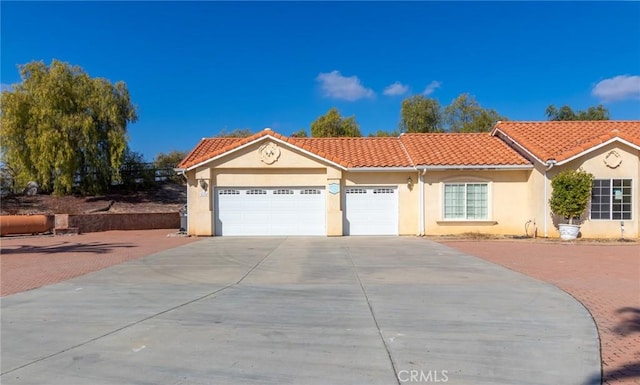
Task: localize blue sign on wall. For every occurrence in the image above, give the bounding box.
[328,183,340,195]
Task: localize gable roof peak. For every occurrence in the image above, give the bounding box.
[493,120,640,164]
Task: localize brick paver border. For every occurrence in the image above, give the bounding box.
[0,229,200,296]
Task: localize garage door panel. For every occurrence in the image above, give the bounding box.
[344,187,398,235]
[215,187,325,236]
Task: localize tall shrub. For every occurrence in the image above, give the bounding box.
[549,169,594,225]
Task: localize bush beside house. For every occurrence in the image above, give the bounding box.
[549,169,595,239]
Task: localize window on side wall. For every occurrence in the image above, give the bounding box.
[443,183,488,220]
[590,179,632,220]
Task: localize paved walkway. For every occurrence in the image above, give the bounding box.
[1,237,599,385]
[1,230,199,296]
[440,240,640,385]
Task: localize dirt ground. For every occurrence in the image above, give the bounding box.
[0,182,186,215]
[440,240,640,385]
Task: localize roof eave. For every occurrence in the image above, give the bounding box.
[346,166,416,172]
[553,137,640,166]
[491,128,547,165]
[184,134,347,171]
[417,164,534,170]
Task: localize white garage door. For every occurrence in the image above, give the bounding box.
[214,187,326,236]
[344,187,398,235]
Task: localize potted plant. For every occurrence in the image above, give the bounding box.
[549,168,594,240]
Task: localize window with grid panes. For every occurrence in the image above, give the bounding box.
[590,179,632,220]
[444,183,488,220]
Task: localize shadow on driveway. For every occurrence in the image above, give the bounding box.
[1,241,137,255]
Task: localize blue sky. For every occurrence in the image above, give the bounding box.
[2,1,640,160]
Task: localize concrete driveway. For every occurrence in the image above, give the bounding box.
[1,237,600,385]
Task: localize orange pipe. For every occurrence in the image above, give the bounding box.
[0,215,54,236]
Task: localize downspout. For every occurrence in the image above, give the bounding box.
[418,168,427,236]
[175,168,188,233]
[543,160,556,237]
[184,171,189,234]
[417,169,422,236]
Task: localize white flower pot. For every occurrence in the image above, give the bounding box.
[559,224,581,240]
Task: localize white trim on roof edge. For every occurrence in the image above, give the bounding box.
[347,167,416,172]
[553,137,640,166]
[183,128,638,172]
[491,128,545,165]
[184,134,347,171]
[418,164,533,170]
[492,128,640,166]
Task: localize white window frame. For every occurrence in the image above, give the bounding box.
[441,180,492,221]
[590,178,633,220]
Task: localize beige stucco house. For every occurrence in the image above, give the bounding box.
[177,121,640,239]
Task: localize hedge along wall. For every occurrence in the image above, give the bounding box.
[58,213,180,233]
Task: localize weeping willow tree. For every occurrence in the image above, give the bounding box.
[0,60,137,195]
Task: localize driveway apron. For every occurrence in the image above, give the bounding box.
[1,237,600,385]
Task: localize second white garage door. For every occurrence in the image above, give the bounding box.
[214,187,326,236]
[344,187,398,235]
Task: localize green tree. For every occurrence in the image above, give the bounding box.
[155,150,188,183]
[399,95,442,133]
[155,150,188,169]
[549,169,594,225]
[444,93,504,133]
[368,130,399,137]
[545,104,610,121]
[120,147,154,189]
[217,128,254,138]
[310,108,361,137]
[0,60,137,195]
[290,129,308,138]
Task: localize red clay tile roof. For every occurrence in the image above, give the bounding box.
[493,121,640,163]
[400,133,531,166]
[179,137,242,169]
[289,137,412,168]
[179,129,416,169]
[179,128,534,169]
[178,129,290,169]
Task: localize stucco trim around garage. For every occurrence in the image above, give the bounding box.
[182,133,347,172]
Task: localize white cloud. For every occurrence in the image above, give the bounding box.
[422,80,442,96]
[592,75,640,102]
[383,81,409,96]
[316,70,375,101]
[1,83,13,92]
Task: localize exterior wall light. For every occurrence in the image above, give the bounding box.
[198,179,208,191]
[407,177,413,189]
